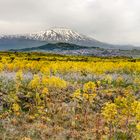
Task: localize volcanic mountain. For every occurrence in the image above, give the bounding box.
[0,27,137,50]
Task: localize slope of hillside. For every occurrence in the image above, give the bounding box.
[0,27,138,50]
[0,38,46,51]
[9,42,140,57]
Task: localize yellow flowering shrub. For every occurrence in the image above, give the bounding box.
[135,102,140,120]
[28,75,40,89]
[102,102,117,123]
[72,81,97,102]
[12,103,20,113]
[42,87,49,95]
[42,76,67,89]
[0,63,3,72]
[72,89,81,99]
[16,70,23,81]
[83,81,96,94]
[136,122,140,131]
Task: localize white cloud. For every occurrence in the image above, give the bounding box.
[0,0,140,45]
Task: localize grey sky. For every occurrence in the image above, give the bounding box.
[0,0,140,45]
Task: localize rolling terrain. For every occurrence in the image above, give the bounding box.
[0,28,138,51]
[10,42,140,57]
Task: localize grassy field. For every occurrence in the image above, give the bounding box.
[0,52,140,139]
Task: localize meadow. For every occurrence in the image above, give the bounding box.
[0,52,140,139]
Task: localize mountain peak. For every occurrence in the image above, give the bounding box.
[27,27,89,42]
[0,27,101,47]
[0,27,116,49]
[47,27,74,31]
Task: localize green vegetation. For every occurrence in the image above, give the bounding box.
[0,52,140,139]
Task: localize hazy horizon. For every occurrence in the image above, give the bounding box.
[0,0,140,46]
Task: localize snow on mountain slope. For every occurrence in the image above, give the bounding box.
[0,27,137,50]
[25,28,100,44]
[0,28,101,46]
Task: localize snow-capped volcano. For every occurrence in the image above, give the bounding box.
[0,28,100,46]
[0,27,137,50]
[25,28,100,45]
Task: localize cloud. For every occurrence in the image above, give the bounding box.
[0,0,140,45]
